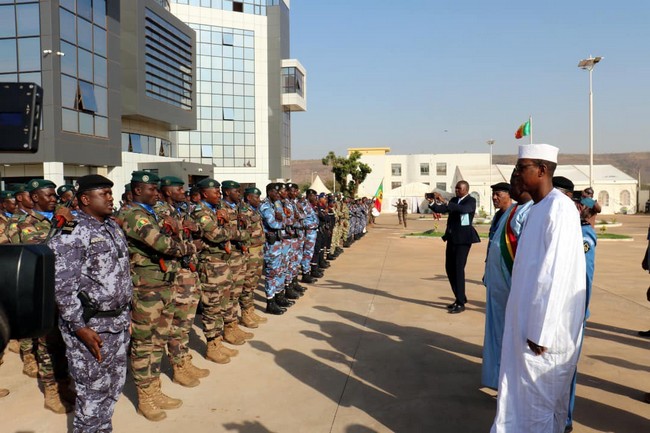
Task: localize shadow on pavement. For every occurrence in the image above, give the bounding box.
[223,420,277,433]
[588,355,650,373]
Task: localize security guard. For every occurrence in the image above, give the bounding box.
[121,171,201,421]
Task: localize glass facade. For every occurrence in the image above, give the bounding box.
[144,8,193,110]
[59,0,108,137]
[282,110,290,167]
[171,0,270,16]
[282,66,303,97]
[0,1,41,86]
[176,23,256,168]
[122,132,175,158]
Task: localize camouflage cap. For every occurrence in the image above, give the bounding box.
[196,178,221,189]
[130,170,160,184]
[0,190,15,200]
[160,176,185,187]
[26,178,56,192]
[244,187,262,196]
[57,184,75,196]
[221,180,240,190]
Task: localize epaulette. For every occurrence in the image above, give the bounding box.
[60,221,78,235]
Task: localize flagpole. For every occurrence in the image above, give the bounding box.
[529,115,533,144]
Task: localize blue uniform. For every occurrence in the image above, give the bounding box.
[300,199,319,274]
[260,198,286,297]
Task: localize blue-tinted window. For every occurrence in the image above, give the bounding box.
[61,75,77,109]
[222,33,233,46]
[93,55,106,86]
[94,85,107,116]
[0,6,16,38]
[93,0,106,26]
[77,17,93,51]
[78,80,98,112]
[93,26,106,57]
[79,111,94,134]
[60,42,77,75]
[60,9,76,43]
[130,134,142,153]
[60,0,75,12]
[16,3,39,37]
[77,48,93,82]
[77,0,92,21]
[62,108,78,132]
[0,39,17,73]
[17,37,39,71]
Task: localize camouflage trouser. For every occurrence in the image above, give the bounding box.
[167,269,201,366]
[331,222,341,250]
[37,327,69,385]
[301,229,318,274]
[263,240,285,297]
[240,245,263,310]
[281,238,294,285]
[225,250,246,321]
[130,283,174,387]
[61,327,129,433]
[198,256,232,340]
[342,220,350,242]
[20,338,35,357]
[293,234,304,279]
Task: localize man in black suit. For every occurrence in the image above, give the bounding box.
[427,181,481,314]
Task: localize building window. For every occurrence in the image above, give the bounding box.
[420,163,429,176]
[436,182,446,191]
[436,162,447,176]
[391,182,401,190]
[282,67,304,97]
[233,1,243,12]
[0,2,42,94]
[77,81,98,113]
[620,190,630,206]
[391,163,402,177]
[122,132,175,157]
[598,191,609,206]
[171,0,268,16]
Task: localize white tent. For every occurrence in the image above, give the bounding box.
[309,174,331,194]
[386,182,433,214]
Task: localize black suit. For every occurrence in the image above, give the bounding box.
[429,195,481,305]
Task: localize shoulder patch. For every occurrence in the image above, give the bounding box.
[200,215,211,224]
[136,218,151,229]
[61,221,78,235]
[583,241,591,254]
[21,227,35,235]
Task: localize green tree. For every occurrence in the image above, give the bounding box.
[322,151,372,197]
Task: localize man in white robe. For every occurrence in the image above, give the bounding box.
[491,144,586,433]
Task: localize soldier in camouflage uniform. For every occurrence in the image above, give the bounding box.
[0,190,16,397]
[56,184,78,217]
[49,175,132,433]
[279,185,302,301]
[300,189,320,284]
[287,183,308,295]
[154,176,209,388]
[191,178,241,363]
[341,198,352,247]
[122,171,201,421]
[13,179,75,414]
[238,187,268,327]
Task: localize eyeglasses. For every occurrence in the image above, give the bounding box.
[514,163,539,172]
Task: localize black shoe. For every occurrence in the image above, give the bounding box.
[302,273,316,284]
[449,304,465,314]
[276,291,295,307]
[293,279,307,293]
[265,298,285,315]
[319,260,331,269]
[336,247,344,255]
[327,254,336,261]
[638,330,650,337]
[564,425,573,433]
[285,286,301,299]
[446,302,458,309]
[311,269,324,278]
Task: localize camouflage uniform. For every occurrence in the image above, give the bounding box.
[260,197,286,297]
[300,198,319,275]
[49,209,132,433]
[152,201,201,368]
[291,197,306,282]
[281,198,297,287]
[122,202,198,388]
[239,200,265,315]
[0,212,9,244]
[221,199,249,322]
[341,200,351,245]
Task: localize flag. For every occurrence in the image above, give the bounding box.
[373,180,383,212]
[515,120,530,139]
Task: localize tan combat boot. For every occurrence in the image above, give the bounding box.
[232,321,254,340]
[250,308,268,324]
[22,353,38,378]
[7,340,20,353]
[240,308,259,329]
[172,359,200,387]
[205,337,232,364]
[0,388,9,398]
[43,382,72,414]
[184,355,210,378]
[150,380,182,410]
[223,322,246,345]
[136,385,166,422]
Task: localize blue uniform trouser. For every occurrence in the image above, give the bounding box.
[264,240,286,297]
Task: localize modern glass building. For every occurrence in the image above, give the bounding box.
[170,0,306,186]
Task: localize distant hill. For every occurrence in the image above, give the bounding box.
[291,152,650,188]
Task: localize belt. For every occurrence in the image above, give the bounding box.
[94,304,129,318]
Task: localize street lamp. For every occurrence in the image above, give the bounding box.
[487,139,495,216]
[578,55,603,188]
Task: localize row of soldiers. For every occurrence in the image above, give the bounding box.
[0,172,370,432]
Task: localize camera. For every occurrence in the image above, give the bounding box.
[425,193,435,200]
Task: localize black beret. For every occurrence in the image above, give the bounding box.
[196,178,221,189]
[160,176,185,187]
[131,171,160,184]
[266,182,282,192]
[287,182,299,190]
[26,178,56,192]
[221,180,240,190]
[490,182,511,193]
[244,187,262,196]
[76,175,113,194]
[552,176,574,192]
[306,189,317,196]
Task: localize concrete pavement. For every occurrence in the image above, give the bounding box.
[1,213,649,432]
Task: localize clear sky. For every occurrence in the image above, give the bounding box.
[289,0,650,159]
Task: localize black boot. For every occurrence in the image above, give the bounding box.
[285,285,302,299]
[265,297,285,315]
[335,247,344,255]
[276,290,295,307]
[319,256,331,269]
[302,272,316,284]
[293,277,307,293]
[311,266,324,278]
[327,253,336,260]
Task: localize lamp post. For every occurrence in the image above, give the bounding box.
[487,139,495,216]
[578,55,603,188]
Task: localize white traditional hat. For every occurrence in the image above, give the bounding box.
[518,144,558,163]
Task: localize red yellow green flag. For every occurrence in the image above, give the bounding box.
[374,180,383,212]
[515,120,530,139]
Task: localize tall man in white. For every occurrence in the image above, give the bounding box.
[491,144,586,433]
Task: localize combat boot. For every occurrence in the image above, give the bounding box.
[293,277,307,293]
[223,322,246,346]
[151,380,182,410]
[247,306,268,324]
[231,321,254,340]
[7,340,19,353]
[205,337,232,364]
[43,382,72,414]
[22,353,38,378]
[285,285,301,300]
[57,378,77,404]
[241,307,259,329]
[265,297,285,315]
[327,253,337,260]
[336,247,344,255]
[136,385,166,422]
[276,290,294,307]
[172,359,200,387]
[184,355,210,378]
[311,266,324,278]
[302,272,316,284]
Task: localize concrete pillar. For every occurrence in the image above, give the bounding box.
[43,162,64,186]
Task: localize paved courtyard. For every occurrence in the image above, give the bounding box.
[2,213,649,432]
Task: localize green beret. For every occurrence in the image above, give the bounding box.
[244,187,262,196]
[1,191,15,200]
[26,178,56,192]
[160,176,185,187]
[124,184,132,193]
[11,184,28,194]
[196,178,220,189]
[130,170,160,184]
[221,180,240,190]
[57,184,75,196]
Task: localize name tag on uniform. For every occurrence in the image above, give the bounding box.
[90,237,105,244]
[460,213,470,226]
